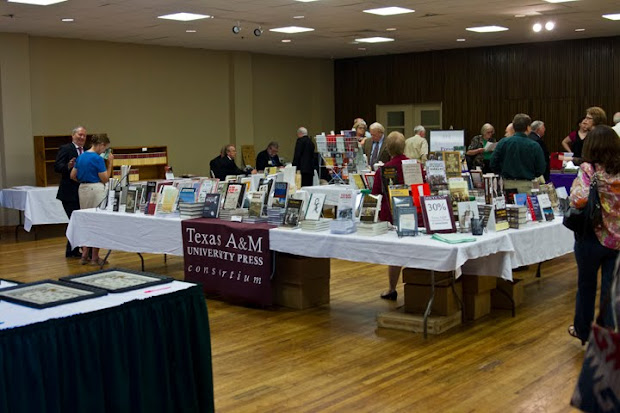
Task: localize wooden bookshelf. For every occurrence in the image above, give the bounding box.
[33,136,167,186]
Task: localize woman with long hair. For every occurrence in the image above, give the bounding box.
[568,125,620,344]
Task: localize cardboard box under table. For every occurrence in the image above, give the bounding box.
[273,253,330,309]
[491,278,524,311]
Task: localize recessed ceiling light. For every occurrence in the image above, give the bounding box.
[363,7,414,16]
[457,38,466,42]
[355,37,394,43]
[8,0,66,4]
[186,29,197,33]
[282,39,292,43]
[544,0,578,3]
[158,12,211,22]
[515,14,526,18]
[575,28,585,31]
[386,28,397,31]
[269,26,314,34]
[602,13,620,21]
[533,23,542,32]
[545,21,555,30]
[466,26,509,33]
[293,15,305,19]
[61,18,74,22]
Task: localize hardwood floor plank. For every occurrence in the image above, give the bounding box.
[0,228,585,412]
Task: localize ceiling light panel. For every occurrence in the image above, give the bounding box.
[466,26,509,33]
[602,13,620,21]
[8,0,66,4]
[269,26,314,34]
[158,13,211,22]
[544,0,578,3]
[355,37,395,43]
[363,7,415,16]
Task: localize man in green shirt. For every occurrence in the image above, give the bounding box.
[491,113,546,194]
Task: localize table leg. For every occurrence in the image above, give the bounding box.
[495,288,516,317]
[101,250,112,268]
[423,270,436,339]
[451,271,464,324]
[164,254,167,263]
[535,262,543,278]
[137,253,145,271]
[14,211,24,240]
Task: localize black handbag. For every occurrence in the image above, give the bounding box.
[563,171,602,236]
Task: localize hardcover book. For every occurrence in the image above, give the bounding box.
[401,159,424,186]
[156,185,179,214]
[381,166,399,189]
[125,186,138,213]
[248,191,266,217]
[537,193,555,221]
[202,193,221,218]
[388,186,410,212]
[360,194,382,223]
[178,187,197,204]
[305,193,326,221]
[457,201,479,232]
[395,205,418,237]
[448,179,470,203]
[283,198,303,227]
[410,183,431,209]
[442,151,462,178]
[426,160,448,187]
[223,183,244,210]
[527,195,543,222]
[197,178,218,202]
[493,196,509,231]
[271,182,289,208]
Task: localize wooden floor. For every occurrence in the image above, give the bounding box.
[0,225,586,412]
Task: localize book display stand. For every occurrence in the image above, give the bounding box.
[315,133,361,185]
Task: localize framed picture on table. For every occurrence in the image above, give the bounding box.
[61,268,173,293]
[0,278,22,290]
[0,280,106,309]
[420,195,457,234]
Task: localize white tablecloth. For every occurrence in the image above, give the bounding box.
[0,186,68,231]
[0,280,193,330]
[67,209,575,281]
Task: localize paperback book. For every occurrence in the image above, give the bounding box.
[223,183,245,210]
[248,191,266,217]
[426,160,448,188]
[125,186,138,213]
[305,193,326,221]
[202,193,221,218]
[271,182,289,208]
[442,151,462,178]
[537,193,555,221]
[457,201,479,233]
[336,190,355,220]
[401,159,424,186]
[395,205,418,237]
[283,198,303,227]
[360,194,382,223]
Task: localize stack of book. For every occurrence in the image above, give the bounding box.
[179,202,204,220]
[300,218,331,232]
[219,208,248,221]
[267,207,285,226]
[478,204,493,228]
[506,205,527,229]
[244,216,268,224]
[329,219,356,234]
[357,221,389,236]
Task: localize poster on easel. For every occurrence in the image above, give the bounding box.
[429,130,465,152]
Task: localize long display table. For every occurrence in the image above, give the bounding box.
[0,185,68,232]
[0,280,214,412]
[67,209,574,281]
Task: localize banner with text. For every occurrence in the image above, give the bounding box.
[182,219,274,306]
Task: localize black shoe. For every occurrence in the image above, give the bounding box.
[568,325,586,346]
[380,290,398,301]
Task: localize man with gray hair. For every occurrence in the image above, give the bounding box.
[363,122,390,169]
[528,120,550,182]
[612,112,620,137]
[404,125,429,163]
[255,141,282,171]
[293,126,315,187]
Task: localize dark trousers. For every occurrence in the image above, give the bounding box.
[62,200,81,256]
[301,172,314,187]
[573,230,619,341]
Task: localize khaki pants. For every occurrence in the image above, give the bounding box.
[503,179,533,195]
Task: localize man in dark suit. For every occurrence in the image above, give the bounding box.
[528,120,550,182]
[55,126,87,258]
[363,122,391,170]
[255,141,282,171]
[293,127,316,187]
[210,144,253,181]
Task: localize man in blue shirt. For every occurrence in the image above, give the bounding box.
[491,113,546,194]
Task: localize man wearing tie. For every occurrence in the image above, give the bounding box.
[55,126,87,258]
[363,122,390,170]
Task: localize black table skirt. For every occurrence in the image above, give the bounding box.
[0,285,214,413]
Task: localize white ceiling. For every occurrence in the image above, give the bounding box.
[0,0,619,59]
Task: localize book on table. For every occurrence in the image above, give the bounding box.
[197,178,219,202]
[457,201,479,232]
[493,196,509,231]
[442,151,462,178]
[395,205,418,237]
[271,181,289,208]
[363,172,375,190]
[283,198,303,227]
[223,183,244,210]
[336,189,355,220]
[156,185,179,214]
[527,194,543,222]
[387,186,410,212]
[401,159,424,186]
[125,186,138,213]
[304,193,326,221]
[448,179,470,203]
[359,194,382,223]
[426,160,448,188]
[248,191,266,217]
[410,183,431,209]
[178,187,197,204]
[537,193,555,221]
[202,193,221,218]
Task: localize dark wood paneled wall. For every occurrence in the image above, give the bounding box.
[335,36,620,151]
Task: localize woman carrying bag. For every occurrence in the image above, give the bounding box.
[567,125,620,344]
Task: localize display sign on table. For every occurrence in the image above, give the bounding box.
[182,218,274,305]
[429,130,465,152]
[420,195,456,234]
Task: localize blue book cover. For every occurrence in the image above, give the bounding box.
[529,195,544,222]
[514,193,528,206]
[179,187,196,203]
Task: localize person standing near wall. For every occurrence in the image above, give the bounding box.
[293,127,316,187]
